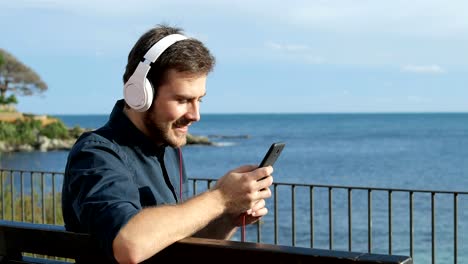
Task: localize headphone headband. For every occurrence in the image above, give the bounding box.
[124,33,188,112]
[144,34,188,63]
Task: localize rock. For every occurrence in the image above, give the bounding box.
[0,141,14,152]
[0,141,32,152]
[17,144,34,152]
[37,136,76,151]
[186,134,213,145]
[37,136,50,152]
[208,134,250,139]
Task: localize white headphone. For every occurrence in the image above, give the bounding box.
[123,34,188,112]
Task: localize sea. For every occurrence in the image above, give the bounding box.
[1,113,468,264]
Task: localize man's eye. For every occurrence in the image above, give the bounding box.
[198,98,203,103]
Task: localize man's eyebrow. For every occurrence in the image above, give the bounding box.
[175,92,207,99]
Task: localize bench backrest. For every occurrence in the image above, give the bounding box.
[0,220,413,264]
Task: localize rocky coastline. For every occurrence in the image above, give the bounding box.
[0,133,215,153]
[0,110,217,153]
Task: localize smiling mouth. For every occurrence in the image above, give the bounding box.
[174,123,190,133]
[173,118,192,133]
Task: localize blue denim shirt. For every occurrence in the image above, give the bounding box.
[62,99,188,259]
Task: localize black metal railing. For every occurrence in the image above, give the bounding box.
[1,168,466,264]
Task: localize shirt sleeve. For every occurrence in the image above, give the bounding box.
[65,138,141,259]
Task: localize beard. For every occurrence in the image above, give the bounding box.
[143,110,189,148]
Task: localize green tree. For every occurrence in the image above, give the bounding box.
[0,94,17,104]
[0,49,47,101]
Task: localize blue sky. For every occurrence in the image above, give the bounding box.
[1,0,467,114]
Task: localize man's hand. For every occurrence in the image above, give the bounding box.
[214,165,273,217]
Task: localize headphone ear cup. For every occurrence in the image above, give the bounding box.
[123,76,153,112]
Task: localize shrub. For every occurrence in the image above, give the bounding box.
[0,121,17,140]
[0,117,83,150]
[40,121,70,139]
[13,119,41,145]
[69,125,85,138]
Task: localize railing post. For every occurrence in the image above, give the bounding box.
[10,171,14,221]
[329,187,333,250]
[21,171,25,222]
[454,193,458,264]
[410,191,414,258]
[41,172,45,224]
[31,173,34,223]
[431,192,436,264]
[310,186,314,248]
[274,184,278,245]
[368,189,372,253]
[348,188,352,252]
[292,185,296,246]
[1,170,4,220]
[52,173,57,224]
[388,190,392,255]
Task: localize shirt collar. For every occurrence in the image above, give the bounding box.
[107,99,166,157]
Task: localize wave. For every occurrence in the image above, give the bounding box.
[212,141,237,147]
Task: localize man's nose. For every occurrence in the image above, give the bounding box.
[186,101,200,122]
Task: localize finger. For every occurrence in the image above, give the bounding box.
[251,166,274,181]
[251,199,266,212]
[246,199,266,215]
[251,207,268,217]
[256,176,273,192]
[231,164,258,173]
[257,186,272,200]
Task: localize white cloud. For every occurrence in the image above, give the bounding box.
[284,0,468,37]
[7,0,468,40]
[401,64,446,74]
[7,0,468,37]
[4,0,467,67]
[264,41,325,64]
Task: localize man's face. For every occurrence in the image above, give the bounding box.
[143,69,206,147]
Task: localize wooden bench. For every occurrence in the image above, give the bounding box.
[0,220,413,264]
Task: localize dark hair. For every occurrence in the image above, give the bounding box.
[123,25,215,96]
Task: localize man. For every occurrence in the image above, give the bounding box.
[62,25,274,264]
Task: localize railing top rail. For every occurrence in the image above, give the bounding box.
[2,168,467,195]
[190,177,468,195]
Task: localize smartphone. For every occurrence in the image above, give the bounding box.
[259,142,285,168]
